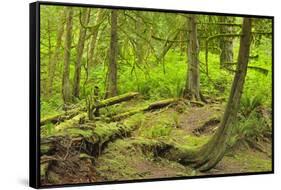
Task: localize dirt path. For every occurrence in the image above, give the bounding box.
[94,102,272,181]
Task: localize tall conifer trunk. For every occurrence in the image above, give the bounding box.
[184,15,201,101]
[105,10,118,98]
[62,8,73,104]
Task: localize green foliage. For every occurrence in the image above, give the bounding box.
[140,124,172,138]
[240,93,263,117]
[118,51,186,99]
[41,94,63,118]
[230,111,271,146]
[41,123,55,137]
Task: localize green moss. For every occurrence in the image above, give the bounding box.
[40,144,51,154]
[47,171,60,184]
[182,135,210,148]
[40,162,49,177]
[140,124,172,138]
[95,140,140,180]
[231,151,272,172]
[63,127,94,138]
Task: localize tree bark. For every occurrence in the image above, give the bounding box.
[105,10,118,98]
[219,16,235,68]
[88,10,104,68]
[184,15,201,101]
[62,8,74,104]
[73,8,91,98]
[46,9,65,97]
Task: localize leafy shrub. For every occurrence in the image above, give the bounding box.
[240,93,263,117]
[229,111,271,148]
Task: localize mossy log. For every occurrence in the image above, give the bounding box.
[40,112,146,183]
[41,92,139,126]
[112,98,178,121]
[41,107,83,126]
[91,92,139,110]
[41,119,139,158]
[53,113,87,132]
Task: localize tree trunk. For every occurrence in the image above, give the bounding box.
[62,8,74,104]
[46,9,65,97]
[88,10,104,68]
[73,8,90,98]
[45,18,52,96]
[145,18,252,172]
[186,18,252,171]
[184,15,201,101]
[105,10,118,98]
[219,16,235,68]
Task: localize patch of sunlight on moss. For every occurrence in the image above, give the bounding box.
[140,124,173,138]
[94,122,120,138]
[181,135,210,148]
[62,128,93,138]
[170,129,210,149]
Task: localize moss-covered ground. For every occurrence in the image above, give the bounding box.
[92,99,272,181]
[40,98,272,185]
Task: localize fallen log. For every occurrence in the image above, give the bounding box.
[54,113,87,132]
[111,98,178,121]
[40,116,142,183]
[40,107,83,126]
[92,92,139,110]
[41,92,139,126]
[41,121,137,154]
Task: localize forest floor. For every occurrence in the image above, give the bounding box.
[94,99,272,181]
[41,97,272,185]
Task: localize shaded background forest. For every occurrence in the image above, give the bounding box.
[40,6,272,115]
[39,5,272,185]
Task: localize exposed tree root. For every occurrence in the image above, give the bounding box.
[193,116,221,135]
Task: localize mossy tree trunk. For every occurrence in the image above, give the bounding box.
[88,9,104,70]
[161,18,252,172]
[62,7,74,104]
[184,15,201,101]
[219,16,235,68]
[73,8,91,99]
[193,18,251,171]
[46,8,66,97]
[105,10,118,98]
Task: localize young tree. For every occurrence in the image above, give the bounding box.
[105,10,118,98]
[73,8,91,98]
[183,15,201,101]
[62,7,74,104]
